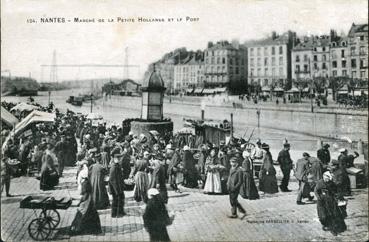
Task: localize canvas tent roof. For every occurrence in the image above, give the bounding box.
[202,89,215,94]
[86,112,103,120]
[349,90,366,96]
[338,85,349,94]
[273,87,284,92]
[261,86,271,91]
[14,110,55,135]
[287,87,300,93]
[302,87,310,92]
[1,106,19,127]
[339,84,349,91]
[214,87,227,93]
[194,88,204,94]
[2,110,55,152]
[10,102,39,112]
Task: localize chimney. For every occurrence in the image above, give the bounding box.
[231,39,240,49]
[208,41,214,48]
[272,31,277,40]
[330,29,337,42]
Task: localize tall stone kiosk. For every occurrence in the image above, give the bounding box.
[130,67,173,140]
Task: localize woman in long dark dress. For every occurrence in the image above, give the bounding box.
[240,150,259,199]
[314,171,347,236]
[143,188,171,242]
[70,169,102,235]
[130,156,149,203]
[258,144,278,194]
[182,146,198,188]
[40,155,59,191]
[89,161,110,210]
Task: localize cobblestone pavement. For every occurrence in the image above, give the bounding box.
[1,166,368,242]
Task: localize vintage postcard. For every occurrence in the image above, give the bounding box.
[1,0,368,241]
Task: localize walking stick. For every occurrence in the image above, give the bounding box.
[241,128,249,139]
[246,128,255,143]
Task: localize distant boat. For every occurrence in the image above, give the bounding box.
[81,94,101,102]
[66,96,83,106]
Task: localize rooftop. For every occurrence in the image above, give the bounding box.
[293,36,331,51]
[207,41,238,51]
[348,23,368,37]
[245,32,292,47]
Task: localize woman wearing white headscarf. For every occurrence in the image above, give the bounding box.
[240,149,259,200]
[314,171,347,236]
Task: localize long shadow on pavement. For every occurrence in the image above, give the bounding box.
[102,223,144,235]
[169,193,190,199]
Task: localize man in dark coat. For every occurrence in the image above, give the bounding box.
[143,188,171,242]
[295,153,313,205]
[337,149,351,196]
[108,153,126,217]
[277,143,293,192]
[182,146,198,188]
[168,147,182,192]
[120,147,132,180]
[227,157,246,219]
[196,145,207,182]
[149,159,168,203]
[309,156,323,188]
[1,151,12,197]
[219,147,230,194]
[317,143,331,170]
[54,135,67,176]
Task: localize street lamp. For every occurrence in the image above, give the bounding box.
[90,93,93,113]
[48,90,51,105]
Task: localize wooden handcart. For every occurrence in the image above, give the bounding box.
[20,196,72,241]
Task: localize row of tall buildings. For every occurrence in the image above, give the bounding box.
[148,23,368,93]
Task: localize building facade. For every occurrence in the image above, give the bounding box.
[173,54,204,91]
[330,36,349,78]
[247,31,295,87]
[347,23,368,80]
[292,36,331,80]
[203,41,247,89]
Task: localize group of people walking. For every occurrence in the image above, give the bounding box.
[1,99,363,240]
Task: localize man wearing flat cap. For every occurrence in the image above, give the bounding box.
[227,157,246,219]
[277,142,293,192]
[295,152,314,204]
[317,143,331,169]
[108,153,126,217]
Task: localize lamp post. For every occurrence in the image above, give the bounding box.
[310,85,314,113]
[201,101,205,120]
[169,81,172,103]
[230,113,234,138]
[90,93,93,113]
[48,91,51,105]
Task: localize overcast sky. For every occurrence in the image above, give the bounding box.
[1,0,368,82]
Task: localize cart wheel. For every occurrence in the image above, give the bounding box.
[44,209,60,228]
[28,218,52,241]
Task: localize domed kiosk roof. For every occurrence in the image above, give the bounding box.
[142,67,166,92]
